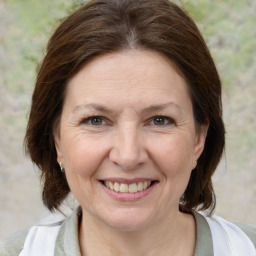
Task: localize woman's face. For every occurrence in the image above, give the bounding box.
[55,50,208,231]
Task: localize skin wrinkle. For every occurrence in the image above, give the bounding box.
[54,50,207,255]
[23,0,225,216]
[68,103,187,139]
[71,102,183,116]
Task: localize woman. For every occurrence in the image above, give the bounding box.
[1,0,255,255]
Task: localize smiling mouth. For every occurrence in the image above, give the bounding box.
[102,180,157,193]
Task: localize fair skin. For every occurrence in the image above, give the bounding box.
[54,50,208,256]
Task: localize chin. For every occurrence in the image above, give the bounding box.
[98,208,156,232]
[105,218,151,232]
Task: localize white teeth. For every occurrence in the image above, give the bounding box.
[129,183,137,193]
[104,180,152,193]
[138,182,144,191]
[113,182,120,192]
[120,183,129,193]
[143,181,148,189]
[109,181,114,190]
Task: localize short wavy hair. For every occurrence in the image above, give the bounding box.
[25,0,225,213]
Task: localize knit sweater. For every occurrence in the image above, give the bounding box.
[1,209,255,256]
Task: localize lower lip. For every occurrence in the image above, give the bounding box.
[100,182,157,201]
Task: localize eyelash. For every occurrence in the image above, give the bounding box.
[80,115,174,127]
[148,116,175,126]
[81,116,106,126]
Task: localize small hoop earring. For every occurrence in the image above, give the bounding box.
[59,161,64,172]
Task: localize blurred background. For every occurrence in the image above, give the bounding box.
[0,0,255,241]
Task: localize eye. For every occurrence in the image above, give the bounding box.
[83,116,105,126]
[151,116,174,126]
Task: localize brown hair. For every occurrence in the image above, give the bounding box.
[25,0,225,213]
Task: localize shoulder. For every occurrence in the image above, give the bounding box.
[235,222,256,247]
[54,207,81,255]
[210,215,256,249]
[197,211,256,251]
[0,229,29,256]
[0,209,80,256]
[193,211,256,256]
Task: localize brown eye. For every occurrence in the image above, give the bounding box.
[90,117,103,125]
[152,116,173,126]
[153,117,165,125]
[81,116,105,126]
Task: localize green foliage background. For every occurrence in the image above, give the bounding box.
[0,0,255,240]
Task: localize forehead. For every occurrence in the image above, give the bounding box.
[65,50,192,110]
[69,50,185,85]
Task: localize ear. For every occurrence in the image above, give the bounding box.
[193,121,209,167]
[53,123,63,164]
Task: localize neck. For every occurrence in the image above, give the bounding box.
[79,209,196,256]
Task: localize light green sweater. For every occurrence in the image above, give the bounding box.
[1,209,255,256]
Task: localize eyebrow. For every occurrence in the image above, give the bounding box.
[141,102,182,114]
[72,102,182,115]
[72,103,111,114]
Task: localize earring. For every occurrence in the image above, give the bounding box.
[59,161,64,172]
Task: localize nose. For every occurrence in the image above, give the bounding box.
[109,125,148,170]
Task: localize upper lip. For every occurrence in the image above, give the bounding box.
[99,178,158,185]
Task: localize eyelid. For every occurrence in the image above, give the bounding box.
[80,115,107,125]
[79,115,174,126]
[148,115,175,126]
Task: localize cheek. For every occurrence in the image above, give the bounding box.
[147,135,196,210]
[62,134,107,177]
[61,136,106,206]
[150,135,195,179]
